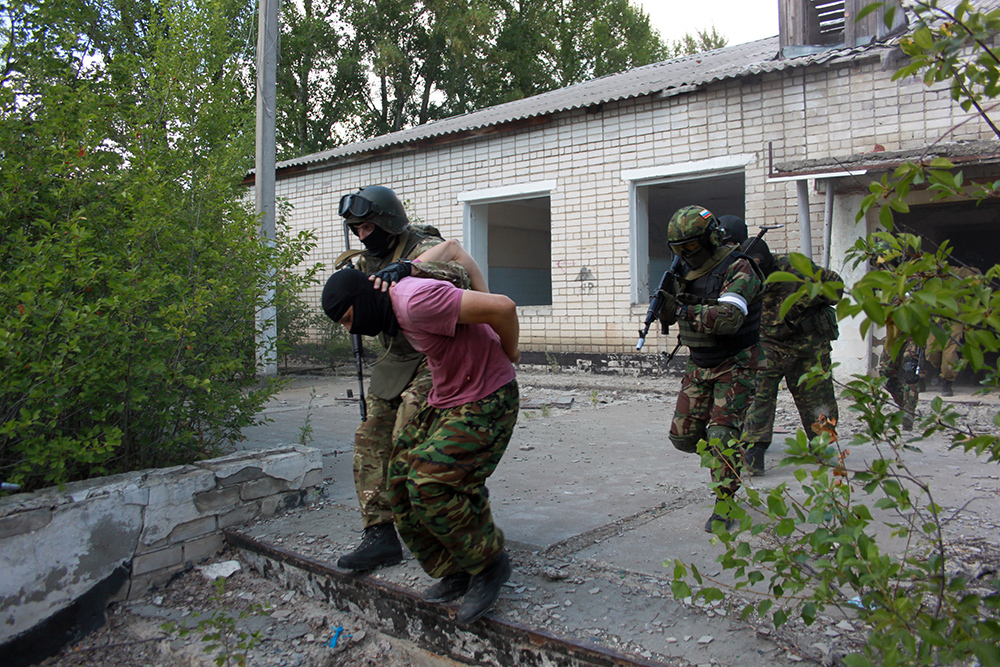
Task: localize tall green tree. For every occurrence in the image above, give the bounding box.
[666,27,728,59]
[0,0,318,491]
[276,0,364,159]
[275,0,675,151]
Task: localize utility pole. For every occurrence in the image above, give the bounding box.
[255,0,278,377]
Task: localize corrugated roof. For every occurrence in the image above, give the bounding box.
[279,34,894,170]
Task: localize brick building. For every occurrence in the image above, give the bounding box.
[262,0,1000,377]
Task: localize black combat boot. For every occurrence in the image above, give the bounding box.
[941,380,954,397]
[337,522,403,571]
[745,442,768,476]
[457,550,512,624]
[422,572,472,603]
[704,512,736,533]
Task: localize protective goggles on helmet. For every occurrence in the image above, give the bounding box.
[338,193,381,219]
[669,239,702,255]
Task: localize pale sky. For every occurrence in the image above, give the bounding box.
[636,0,781,47]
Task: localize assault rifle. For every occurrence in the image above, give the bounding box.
[635,223,783,351]
[341,223,368,422]
[636,253,682,351]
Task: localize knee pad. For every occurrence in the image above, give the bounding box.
[669,432,702,454]
[706,425,740,447]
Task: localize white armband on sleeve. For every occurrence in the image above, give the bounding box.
[718,292,748,316]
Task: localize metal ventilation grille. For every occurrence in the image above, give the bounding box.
[813,0,846,37]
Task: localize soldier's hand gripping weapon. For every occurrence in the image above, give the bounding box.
[339,224,367,422]
[636,253,682,351]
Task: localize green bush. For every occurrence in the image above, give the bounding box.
[0,0,317,491]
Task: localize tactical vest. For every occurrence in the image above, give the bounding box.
[357,225,444,400]
[678,250,762,368]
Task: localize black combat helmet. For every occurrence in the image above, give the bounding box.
[339,185,410,234]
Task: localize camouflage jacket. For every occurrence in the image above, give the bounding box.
[354,225,471,399]
[675,246,764,367]
[760,254,843,348]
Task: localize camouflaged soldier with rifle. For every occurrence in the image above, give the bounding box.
[740,240,843,475]
[334,185,474,571]
[653,205,764,533]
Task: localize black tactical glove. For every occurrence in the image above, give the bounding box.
[657,289,678,326]
[373,260,413,285]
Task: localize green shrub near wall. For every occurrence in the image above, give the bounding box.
[0,0,318,491]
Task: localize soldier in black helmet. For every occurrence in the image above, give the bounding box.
[334,185,482,571]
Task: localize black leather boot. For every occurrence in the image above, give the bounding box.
[745,442,767,476]
[337,522,403,571]
[941,380,953,397]
[422,572,472,603]
[457,550,512,624]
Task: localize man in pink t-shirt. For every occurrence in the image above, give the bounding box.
[322,268,520,625]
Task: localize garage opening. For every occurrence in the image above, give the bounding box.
[892,198,1000,386]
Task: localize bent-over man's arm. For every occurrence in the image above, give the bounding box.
[456,290,520,364]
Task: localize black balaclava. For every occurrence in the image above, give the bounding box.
[741,238,775,276]
[348,218,398,258]
[322,268,399,337]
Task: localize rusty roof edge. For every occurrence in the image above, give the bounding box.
[770,140,1000,179]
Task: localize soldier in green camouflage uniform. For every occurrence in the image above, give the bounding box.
[657,206,763,533]
[334,185,473,571]
[879,334,921,430]
[740,246,843,474]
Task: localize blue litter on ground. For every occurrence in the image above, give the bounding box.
[326,625,352,648]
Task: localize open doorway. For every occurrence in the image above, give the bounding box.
[892,198,1000,388]
[634,171,745,303]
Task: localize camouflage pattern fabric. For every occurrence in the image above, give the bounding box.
[670,346,756,494]
[743,345,839,446]
[670,347,756,449]
[743,254,842,447]
[924,321,963,382]
[879,336,921,419]
[353,362,433,528]
[387,381,519,579]
[349,226,471,527]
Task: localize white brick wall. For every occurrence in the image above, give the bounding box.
[277,54,996,356]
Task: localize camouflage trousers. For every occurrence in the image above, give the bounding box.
[879,337,920,417]
[387,380,519,579]
[353,364,434,529]
[670,348,755,493]
[924,322,964,382]
[742,340,839,447]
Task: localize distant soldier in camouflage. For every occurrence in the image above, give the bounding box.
[879,333,921,430]
[657,205,763,533]
[322,265,520,625]
[740,245,844,474]
[335,186,482,572]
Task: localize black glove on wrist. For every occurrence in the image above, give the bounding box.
[373,260,413,284]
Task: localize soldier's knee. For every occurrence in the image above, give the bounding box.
[706,425,740,446]
[669,433,702,454]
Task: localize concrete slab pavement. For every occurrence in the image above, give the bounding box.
[235,369,1000,666]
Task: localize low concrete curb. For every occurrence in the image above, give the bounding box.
[0,445,323,667]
